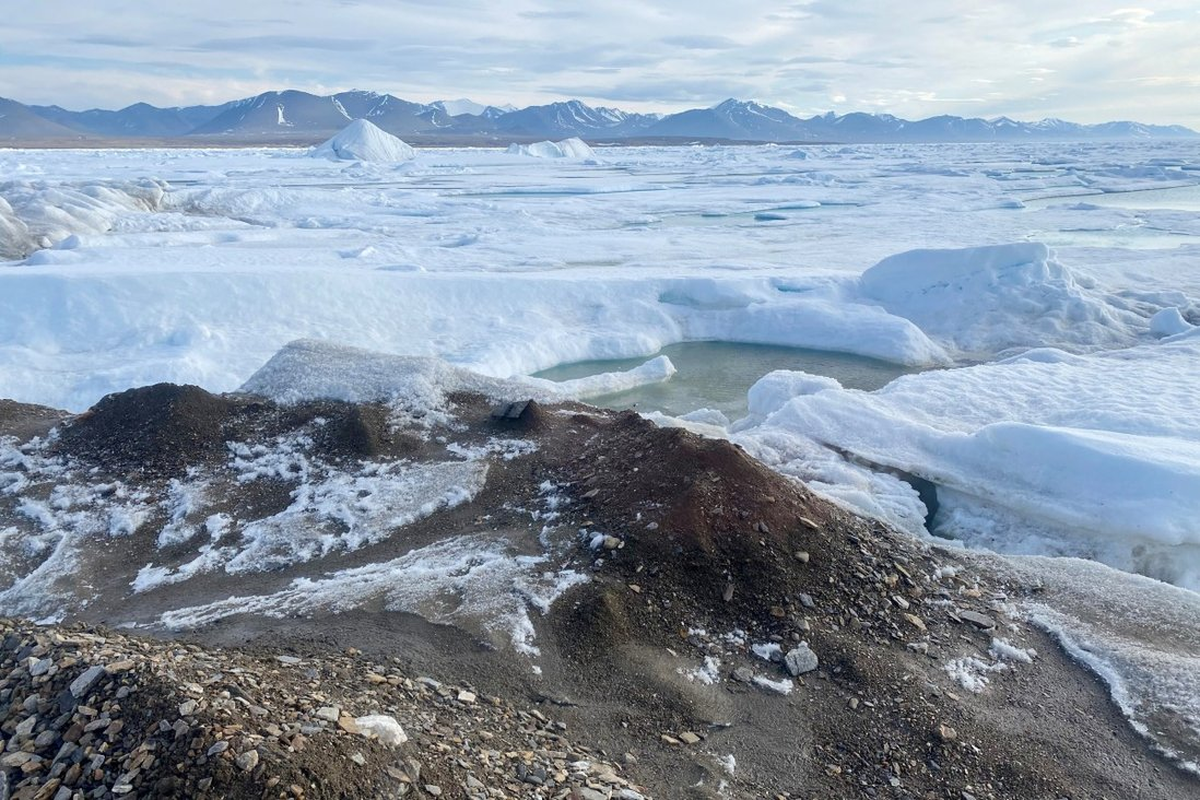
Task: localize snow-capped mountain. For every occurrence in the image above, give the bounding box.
[646,99,813,141]
[189,90,366,135]
[2,91,1196,143]
[484,100,658,138]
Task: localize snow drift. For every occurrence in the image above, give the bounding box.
[0,179,167,259]
[857,243,1140,357]
[733,334,1200,590]
[311,119,415,163]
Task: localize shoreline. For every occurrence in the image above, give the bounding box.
[1,385,1196,797]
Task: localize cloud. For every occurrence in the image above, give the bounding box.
[190,36,374,52]
[0,0,1195,126]
[519,11,587,20]
[660,35,738,50]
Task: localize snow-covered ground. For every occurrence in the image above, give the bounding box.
[2,141,1200,766]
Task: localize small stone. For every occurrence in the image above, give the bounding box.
[958,610,996,629]
[732,667,755,683]
[424,786,442,797]
[206,741,229,757]
[784,644,819,676]
[937,724,958,742]
[793,551,810,563]
[337,716,360,734]
[798,516,819,530]
[235,750,260,771]
[602,535,622,550]
[678,732,701,745]
[178,699,198,716]
[892,595,911,610]
[15,714,37,738]
[30,657,53,677]
[1,752,35,768]
[315,706,341,723]
[722,583,735,603]
[798,593,815,609]
[849,697,860,710]
[350,752,367,766]
[456,690,477,704]
[660,734,680,745]
[903,613,927,631]
[105,660,136,674]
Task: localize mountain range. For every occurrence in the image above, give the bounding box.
[2,90,1195,144]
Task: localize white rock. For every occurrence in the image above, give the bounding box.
[354,714,409,746]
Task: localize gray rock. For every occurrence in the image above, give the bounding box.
[958,610,996,629]
[69,665,105,698]
[235,750,259,771]
[785,644,819,676]
[14,714,37,738]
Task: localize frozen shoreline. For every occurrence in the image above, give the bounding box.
[2,142,1199,783]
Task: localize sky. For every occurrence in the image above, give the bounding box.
[2,1,1199,126]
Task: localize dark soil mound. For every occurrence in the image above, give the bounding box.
[563,410,834,617]
[56,383,235,477]
[0,399,67,442]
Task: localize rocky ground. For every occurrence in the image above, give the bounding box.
[0,385,1196,799]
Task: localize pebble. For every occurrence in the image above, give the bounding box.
[235,749,260,771]
[315,706,341,722]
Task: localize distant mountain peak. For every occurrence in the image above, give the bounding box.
[3,91,1196,143]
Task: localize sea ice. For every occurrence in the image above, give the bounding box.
[505,137,596,159]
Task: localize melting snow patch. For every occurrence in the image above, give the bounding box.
[945,655,1007,693]
[751,642,782,661]
[752,674,794,695]
[680,656,722,685]
[160,534,587,655]
[990,637,1036,664]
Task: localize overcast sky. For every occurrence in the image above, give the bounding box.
[3,1,1198,126]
